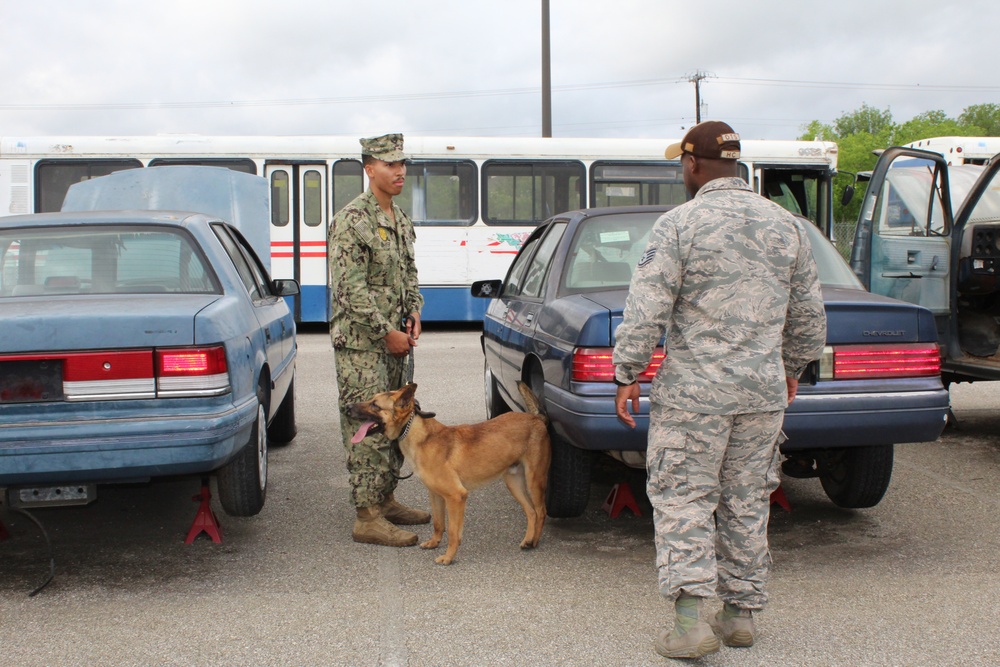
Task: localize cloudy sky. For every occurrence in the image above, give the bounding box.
[1,0,997,141]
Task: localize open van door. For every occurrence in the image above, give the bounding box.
[850,148,953,317]
[852,146,1000,380]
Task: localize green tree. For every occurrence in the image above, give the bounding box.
[834,103,894,137]
[896,110,971,145]
[959,103,1000,135]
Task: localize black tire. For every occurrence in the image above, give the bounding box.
[484,361,510,419]
[546,434,594,518]
[818,444,893,509]
[267,375,297,445]
[217,383,268,517]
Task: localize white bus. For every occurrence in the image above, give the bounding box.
[906,136,1000,166]
[0,135,838,322]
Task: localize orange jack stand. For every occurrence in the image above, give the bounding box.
[770,485,792,512]
[603,482,642,518]
[185,481,222,544]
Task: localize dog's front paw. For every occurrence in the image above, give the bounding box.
[520,539,538,550]
[419,538,440,550]
[434,554,455,565]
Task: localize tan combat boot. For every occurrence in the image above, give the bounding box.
[380,494,431,525]
[352,506,418,547]
[654,595,721,659]
[710,603,756,647]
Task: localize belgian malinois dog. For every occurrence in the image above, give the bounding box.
[348,382,551,565]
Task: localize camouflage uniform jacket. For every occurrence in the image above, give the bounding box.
[613,177,827,414]
[328,189,423,350]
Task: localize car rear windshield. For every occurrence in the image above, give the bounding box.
[562,210,863,293]
[0,225,220,297]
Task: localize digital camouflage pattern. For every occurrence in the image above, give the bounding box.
[613,177,827,413]
[336,347,408,508]
[360,133,407,162]
[328,189,422,351]
[328,186,422,508]
[613,176,826,609]
[647,406,783,608]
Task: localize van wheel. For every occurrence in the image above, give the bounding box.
[217,382,268,517]
[818,445,893,509]
[546,435,594,518]
[267,375,297,445]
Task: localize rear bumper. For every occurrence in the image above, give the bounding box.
[543,380,950,452]
[0,396,258,485]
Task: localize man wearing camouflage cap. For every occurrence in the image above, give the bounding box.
[613,121,827,658]
[328,133,429,547]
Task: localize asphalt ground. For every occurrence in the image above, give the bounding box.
[1,325,999,666]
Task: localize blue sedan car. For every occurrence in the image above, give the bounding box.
[473,206,949,517]
[0,202,298,517]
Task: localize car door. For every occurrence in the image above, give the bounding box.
[214,224,295,401]
[850,148,953,316]
[498,222,567,394]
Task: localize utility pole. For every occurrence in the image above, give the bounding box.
[542,0,552,137]
[687,70,710,123]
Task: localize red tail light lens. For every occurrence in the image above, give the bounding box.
[824,343,940,380]
[572,347,665,382]
[156,346,230,396]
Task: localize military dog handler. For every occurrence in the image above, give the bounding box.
[613,121,827,658]
[328,133,431,547]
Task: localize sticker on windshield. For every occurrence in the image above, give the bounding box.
[599,231,630,243]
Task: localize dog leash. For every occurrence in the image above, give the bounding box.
[389,318,416,480]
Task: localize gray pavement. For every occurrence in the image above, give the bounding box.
[1,326,999,666]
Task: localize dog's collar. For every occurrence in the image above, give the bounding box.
[398,413,416,441]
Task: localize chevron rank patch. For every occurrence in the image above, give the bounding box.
[638,246,657,268]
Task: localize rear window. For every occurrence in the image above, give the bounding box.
[563,211,659,292]
[0,225,219,297]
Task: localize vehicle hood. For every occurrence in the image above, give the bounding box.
[0,294,222,352]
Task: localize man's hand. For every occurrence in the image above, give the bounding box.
[384,329,417,357]
[786,377,799,405]
[615,383,641,429]
[405,312,422,340]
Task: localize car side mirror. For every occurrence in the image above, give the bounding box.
[272,279,300,297]
[841,184,855,206]
[471,279,503,298]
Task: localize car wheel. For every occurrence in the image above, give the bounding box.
[484,360,510,419]
[267,375,297,445]
[217,382,268,517]
[546,434,594,518]
[818,444,893,509]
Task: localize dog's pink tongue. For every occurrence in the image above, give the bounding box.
[351,421,376,444]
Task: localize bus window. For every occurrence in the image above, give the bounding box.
[757,167,830,231]
[591,162,686,207]
[35,159,142,213]
[483,160,585,225]
[270,170,290,227]
[148,158,256,174]
[397,160,476,226]
[303,169,323,227]
[332,160,363,214]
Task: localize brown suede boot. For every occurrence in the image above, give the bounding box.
[352,506,418,547]
[380,494,431,525]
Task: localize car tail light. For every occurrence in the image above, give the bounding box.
[818,343,941,380]
[0,346,231,402]
[156,347,231,396]
[572,347,665,382]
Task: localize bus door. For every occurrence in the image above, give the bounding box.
[265,162,328,323]
[850,148,953,319]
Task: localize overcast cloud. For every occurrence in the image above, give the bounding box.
[1,0,998,141]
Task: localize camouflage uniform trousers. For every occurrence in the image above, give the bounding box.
[334,347,409,509]
[646,403,783,610]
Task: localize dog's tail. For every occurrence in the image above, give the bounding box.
[516,381,548,424]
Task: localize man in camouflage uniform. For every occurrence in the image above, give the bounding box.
[613,121,827,659]
[328,133,430,547]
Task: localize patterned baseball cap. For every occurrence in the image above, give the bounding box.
[664,121,741,160]
[360,133,407,162]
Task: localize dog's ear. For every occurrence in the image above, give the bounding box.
[396,383,417,408]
